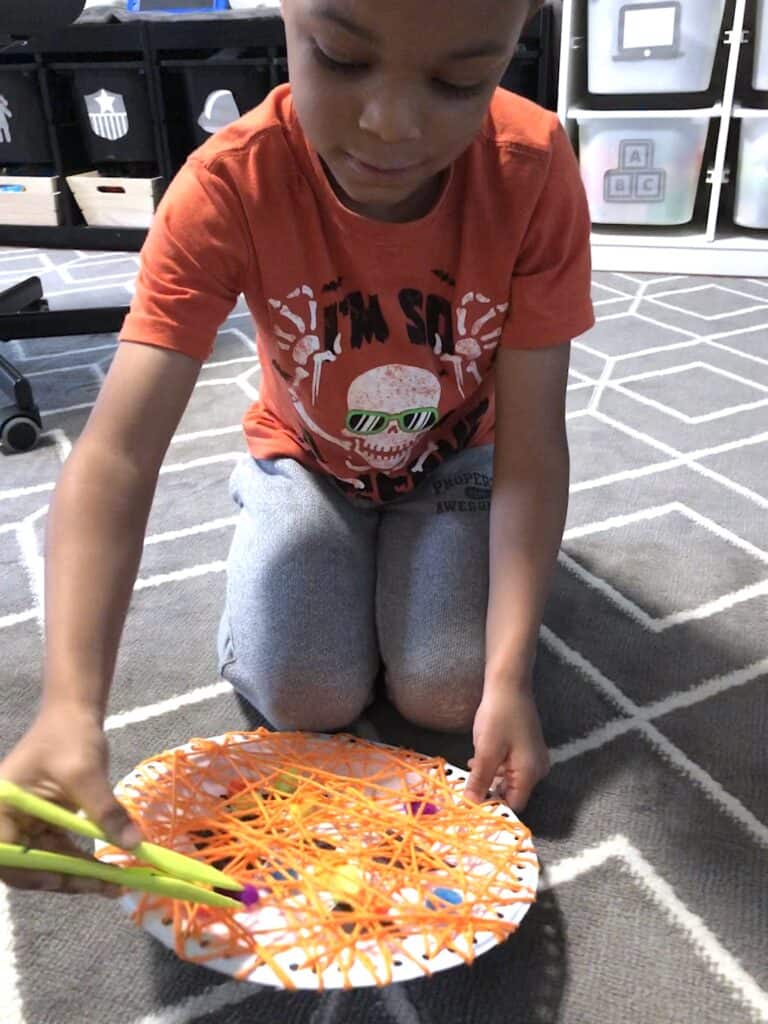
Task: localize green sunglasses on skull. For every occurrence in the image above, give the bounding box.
[345,407,440,436]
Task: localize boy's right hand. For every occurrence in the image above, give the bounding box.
[0,704,142,896]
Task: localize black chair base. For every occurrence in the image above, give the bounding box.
[0,275,127,452]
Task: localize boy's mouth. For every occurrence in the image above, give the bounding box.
[343,152,427,178]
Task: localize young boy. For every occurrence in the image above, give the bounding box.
[0,0,593,895]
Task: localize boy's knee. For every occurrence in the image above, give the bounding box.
[223,661,373,733]
[386,651,484,733]
[259,687,369,733]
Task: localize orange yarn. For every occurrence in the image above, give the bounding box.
[100,730,537,989]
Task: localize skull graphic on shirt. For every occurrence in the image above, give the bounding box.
[343,364,442,473]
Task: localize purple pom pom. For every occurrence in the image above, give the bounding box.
[407,800,439,816]
[219,882,260,907]
[239,884,260,907]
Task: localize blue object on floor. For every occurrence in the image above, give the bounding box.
[126,0,229,11]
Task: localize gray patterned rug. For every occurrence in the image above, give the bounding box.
[1,248,767,1024]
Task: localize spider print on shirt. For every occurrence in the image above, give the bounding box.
[268,285,342,404]
[434,292,508,399]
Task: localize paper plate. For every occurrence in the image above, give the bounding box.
[99,730,538,990]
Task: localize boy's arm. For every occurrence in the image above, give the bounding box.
[485,343,570,687]
[0,342,202,890]
[1,151,245,890]
[43,341,202,716]
[465,342,570,808]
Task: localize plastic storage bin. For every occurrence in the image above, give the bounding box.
[734,114,768,229]
[587,0,727,94]
[73,67,156,164]
[755,0,768,91]
[577,115,710,225]
[0,174,61,226]
[0,69,52,164]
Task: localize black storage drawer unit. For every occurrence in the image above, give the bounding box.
[69,64,157,163]
[0,66,52,164]
[164,58,272,151]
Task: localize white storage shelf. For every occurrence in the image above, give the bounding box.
[559,0,768,275]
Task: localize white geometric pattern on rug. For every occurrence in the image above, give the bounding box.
[0,251,766,1024]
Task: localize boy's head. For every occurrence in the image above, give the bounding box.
[281,0,542,222]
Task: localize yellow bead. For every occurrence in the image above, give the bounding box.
[314,864,364,898]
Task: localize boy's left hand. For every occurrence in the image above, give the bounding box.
[464,687,550,811]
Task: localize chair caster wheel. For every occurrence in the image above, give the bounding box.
[1,415,42,453]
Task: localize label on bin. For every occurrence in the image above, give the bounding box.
[85,89,129,142]
[604,139,666,203]
[617,2,682,60]
[0,95,13,145]
[198,90,241,135]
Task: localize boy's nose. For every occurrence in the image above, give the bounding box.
[358,89,422,144]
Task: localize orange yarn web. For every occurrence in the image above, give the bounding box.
[101,730,537,989]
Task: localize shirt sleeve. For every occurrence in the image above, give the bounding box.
[501,120,595,349]
[119,155,253,362]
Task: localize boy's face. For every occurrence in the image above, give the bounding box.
[282,0,538,221]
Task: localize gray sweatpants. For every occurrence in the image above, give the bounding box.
[217,446,493,733]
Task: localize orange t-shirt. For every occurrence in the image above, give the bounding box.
[120,84,594,503]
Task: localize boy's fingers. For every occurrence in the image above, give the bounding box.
[58,876,123,898]
[502,786,527,813]
[464,749,501,803]
[501,770,538,813]
[98,883,124,899]
[99,805,143,850]
[0,823,124,896]
[40,874,120,896]
[0,869,62,891]
[76,783,143,849]
[0,868,119,897]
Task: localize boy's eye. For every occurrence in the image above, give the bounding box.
[310,39,486,99]
[432,79,486,99]
[311,41,368,74]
